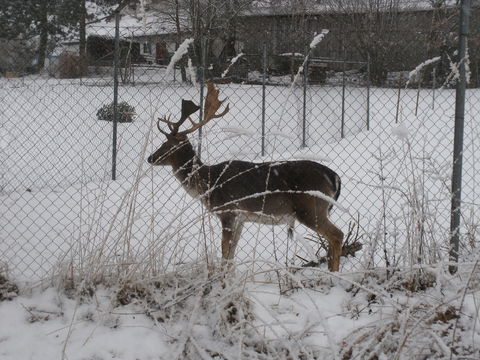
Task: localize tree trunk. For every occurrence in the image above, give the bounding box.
[36,5,49,73]
[79,0,87,76]
[79,0,86,58]
[175,0,187,82]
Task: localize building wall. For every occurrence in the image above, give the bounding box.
[237,7,478,76]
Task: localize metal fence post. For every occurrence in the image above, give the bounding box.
[302,45,309,148]
[261,42,267,157]
[395,75,403,124]
[415,77,421,117]
[112,10,120,181]
[197,35,206,160]
[449,0,471,274]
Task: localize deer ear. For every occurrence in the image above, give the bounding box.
[180,100,200,122]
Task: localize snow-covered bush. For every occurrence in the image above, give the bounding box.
[96,102,135,123]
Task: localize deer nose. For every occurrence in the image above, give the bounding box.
[147,155,154,164]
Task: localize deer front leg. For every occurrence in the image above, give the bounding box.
[220,216,243,262]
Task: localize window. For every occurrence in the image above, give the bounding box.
[142,42,152,55]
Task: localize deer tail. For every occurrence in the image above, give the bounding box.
[328,173,341,213]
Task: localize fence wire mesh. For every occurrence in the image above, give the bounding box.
[0,10,479,280]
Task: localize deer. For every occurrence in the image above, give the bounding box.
[147,82,344,271]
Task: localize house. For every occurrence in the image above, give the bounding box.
[85,2,187,66]
[85,22,174,66]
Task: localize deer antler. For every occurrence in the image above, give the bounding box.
[158,115,176,132]
[157,100,201,136]
[177,82,230,136]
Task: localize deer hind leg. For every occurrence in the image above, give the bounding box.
[296,201,344,272]
[321,220,344,272]
[220,216,244,262]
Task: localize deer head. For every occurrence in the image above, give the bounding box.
[147,82,229,167]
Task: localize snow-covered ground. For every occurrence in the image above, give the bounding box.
[0,69,479,359]
[1,263,479,359]
[1,75,478,277]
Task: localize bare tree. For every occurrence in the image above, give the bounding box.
[267,0,313,81]
[142,0,257,80]
[323,0,422,85]
[179,0,255,77]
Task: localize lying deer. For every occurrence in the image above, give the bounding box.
[147,82,344,271]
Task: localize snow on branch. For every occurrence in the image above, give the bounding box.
[221,53,245,78]
[441,53,471,88]
[165,38,194,77]
[310,29,329,49]
[406,56,440,87]
[270,130,296,140]
[271,30,329,148]
[187,58,197,85]
[291,30,329,87]
[221,126,255,139]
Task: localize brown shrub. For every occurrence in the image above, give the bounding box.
[0,273,19,301]
[57,52,87,78]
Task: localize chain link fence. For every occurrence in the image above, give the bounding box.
[1,9,479,280]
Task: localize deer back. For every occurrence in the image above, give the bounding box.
[200,160,341,216]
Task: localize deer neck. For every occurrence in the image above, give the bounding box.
[171,140,206,197]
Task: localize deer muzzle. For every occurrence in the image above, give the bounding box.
[147,155,157,164]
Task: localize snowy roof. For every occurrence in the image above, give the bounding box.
[86,12,184,39]
[82,1,188,40]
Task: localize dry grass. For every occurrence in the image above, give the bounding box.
[0,268,19,302]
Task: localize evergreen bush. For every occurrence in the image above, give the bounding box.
[97,102,135,123]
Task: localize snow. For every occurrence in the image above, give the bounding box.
[269,129,297,140]
[0,287,169,360]
[292,151,332,163]
[310,30,329,49]
[407,56,441,86]
[391,123,409,140]
[279,53,304,57]
[221,52,245,78]
[221,126,256,139]
[187,58,197,85]
[165,38,194,77]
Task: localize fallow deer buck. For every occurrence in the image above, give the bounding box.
[147,82,344,271]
